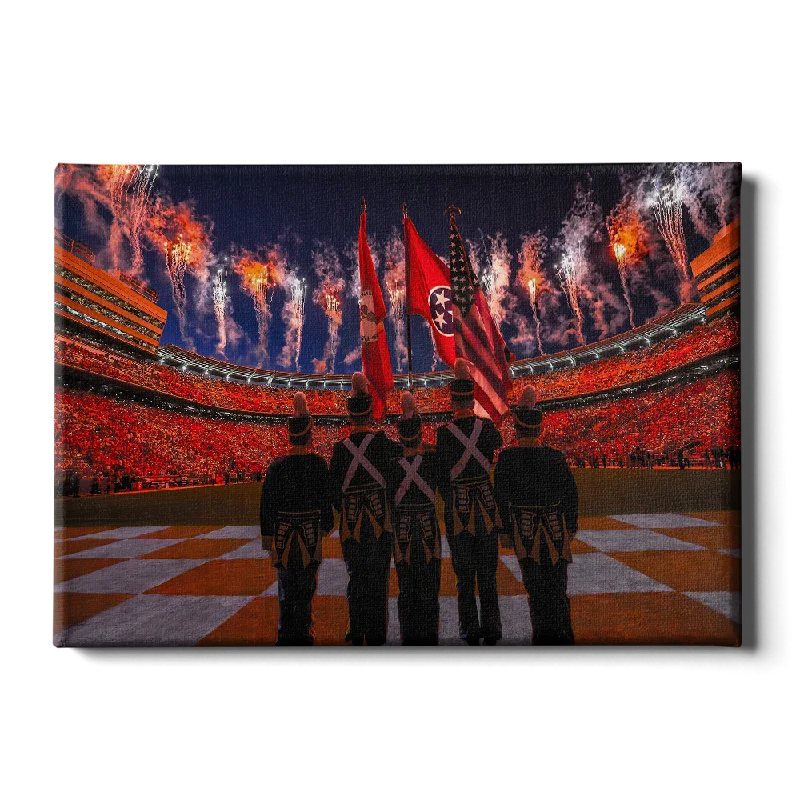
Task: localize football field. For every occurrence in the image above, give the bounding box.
[54,470,742,646]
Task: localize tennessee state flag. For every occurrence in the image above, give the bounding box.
[403,216,456,367]
[358,208,394,418]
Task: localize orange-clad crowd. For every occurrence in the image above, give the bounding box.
[55,315,738,416]
[55,366,740,496]
[508,315,738,403]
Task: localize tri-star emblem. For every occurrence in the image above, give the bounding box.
[429,285,454,336]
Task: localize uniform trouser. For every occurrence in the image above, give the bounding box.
[341,529,393,645]
[276,545,319,645]
[395,553,441,645]
[519,559,574,645]
[447,523,502,642]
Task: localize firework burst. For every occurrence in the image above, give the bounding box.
[555,186,602,346]
[98,164,158,274]
[556,250,585,345]
[606,198,648,328]
[383,231,407,372]
[234,250,284,364]
[147,200,211,343]
[164,234,192,316]
[311,245,345,372]
[654,181,694,303]
[518,232,548,354]
[212,267,228,354]
[289,274,307,370]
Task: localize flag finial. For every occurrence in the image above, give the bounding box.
[402,202,408,219]
[444,205,462,221]
[361,197,367,213]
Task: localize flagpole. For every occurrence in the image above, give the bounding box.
[401,202,414,391]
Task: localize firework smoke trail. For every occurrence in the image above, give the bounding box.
[384,230,407,372]
[528,278,544,355]
[283,274,307,370]
[164,234,192,318]
[291,277,306,370]
[518,232,548,354]
[556,250,585,345]
[388,279,406,371]
[234,250,284,365]
[612,245,635,329]
[212,268,228,354]
[97,165,158,274]
[654,181,693,303]
[128,165,158,273]
[312,244,345,372]
[555,186,602,346]
[147,199,212,344]
[102,165,136,206]
[606,197,648,329]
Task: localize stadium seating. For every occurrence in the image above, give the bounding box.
[55,314,738,416]
[55,368,740,494]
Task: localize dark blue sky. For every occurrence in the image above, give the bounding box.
[56,164,721,372]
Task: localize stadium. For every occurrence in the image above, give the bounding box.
[54,217,741,645]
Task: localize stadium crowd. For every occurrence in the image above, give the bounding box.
[508,314,739,403]
[55,315,739,416]
[55,367,741,496]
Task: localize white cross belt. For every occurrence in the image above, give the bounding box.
[395,454,436,506]
[342,434,386,491]
[447,419,491,481]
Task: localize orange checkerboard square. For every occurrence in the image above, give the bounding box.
[138,538,250,559]
[322,536,343,558]
[146,558,276,596]
[440,559,460,595]
[572,592,741,645]
[199,597,279,645]
[660,526,741,551]
[312,596,350,645]
[135,525,223,539]
[610,551,741,592]
[55,558,124,583]
[55,538,119,557]
[496,559,525,594]
[54,592,134,634]
[55,526,112,541]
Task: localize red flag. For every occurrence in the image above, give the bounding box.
[403,217,456,367]
[358,209,394,418]
[447,212,511,422]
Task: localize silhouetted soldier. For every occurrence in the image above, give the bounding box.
[386,392,441,645]
[260,392,334,646]
[495,388,577,645]
[436,359,503,646]
[329,373,402,645]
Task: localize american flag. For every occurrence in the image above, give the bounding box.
[447,211,511,421]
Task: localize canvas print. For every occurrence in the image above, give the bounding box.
[53,164,742,646]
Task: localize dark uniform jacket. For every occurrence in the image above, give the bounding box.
[329,430,403,542]
[435,415,503,536]
[494,445,578,565]
[386,450,441,564]
[260,453,334,568]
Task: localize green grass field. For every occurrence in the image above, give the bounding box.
[56,469,741,528]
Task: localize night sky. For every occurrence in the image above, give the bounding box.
[55,164,728,373]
